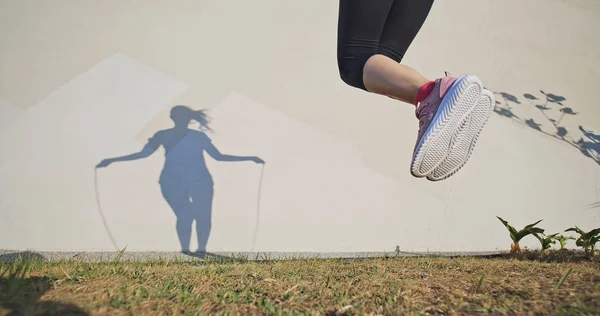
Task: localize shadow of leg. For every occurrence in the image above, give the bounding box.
[190,182,214,253]
[161,186,195,253]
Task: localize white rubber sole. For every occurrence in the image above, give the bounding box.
[410,75,483,178]
[426,89,495,181]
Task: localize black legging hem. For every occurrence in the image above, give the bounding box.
[336,0,434,91]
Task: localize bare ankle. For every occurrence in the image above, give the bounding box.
[363,55,429,104]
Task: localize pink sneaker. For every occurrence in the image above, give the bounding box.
[411,75,483,178]
[427,88,495,181]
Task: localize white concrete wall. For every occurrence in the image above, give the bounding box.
[1,0,599,253]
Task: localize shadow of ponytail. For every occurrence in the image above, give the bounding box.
[191,109,213,132]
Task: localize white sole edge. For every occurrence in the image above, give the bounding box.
[426,89,495,181]
[410,75,483,178]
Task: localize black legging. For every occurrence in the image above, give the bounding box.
[337,0,435,91]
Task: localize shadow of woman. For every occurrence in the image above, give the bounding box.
[96,105,264,253]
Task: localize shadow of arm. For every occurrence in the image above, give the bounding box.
[97,143,159,168]
[204,142,264,164]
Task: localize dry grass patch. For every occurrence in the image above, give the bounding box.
[1,252,600,315]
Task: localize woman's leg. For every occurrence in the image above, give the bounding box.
[336,0,393,91]
[364,0,435,104]
[337,0,491,181]
[374,2,493,180]
[337,0,433,104]
[363,56,428,105]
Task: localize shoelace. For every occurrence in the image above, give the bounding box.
[416,100,430,130]
[416,71,454,127]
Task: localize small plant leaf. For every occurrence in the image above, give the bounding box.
[476,274,485,293]
[583,228,600,239]
[497,216,519,243]
[497,217,544,251]
[565,227,585,235]
[555,268,572,290]
[113,246,128,264]
[566,227,600,252]
[535,233,558,250]
[524,219,544,230]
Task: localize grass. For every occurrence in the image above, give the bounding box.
[1,251,599,315]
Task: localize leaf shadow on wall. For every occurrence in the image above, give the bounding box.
[492,90,599,166]
[96,105,264,255]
